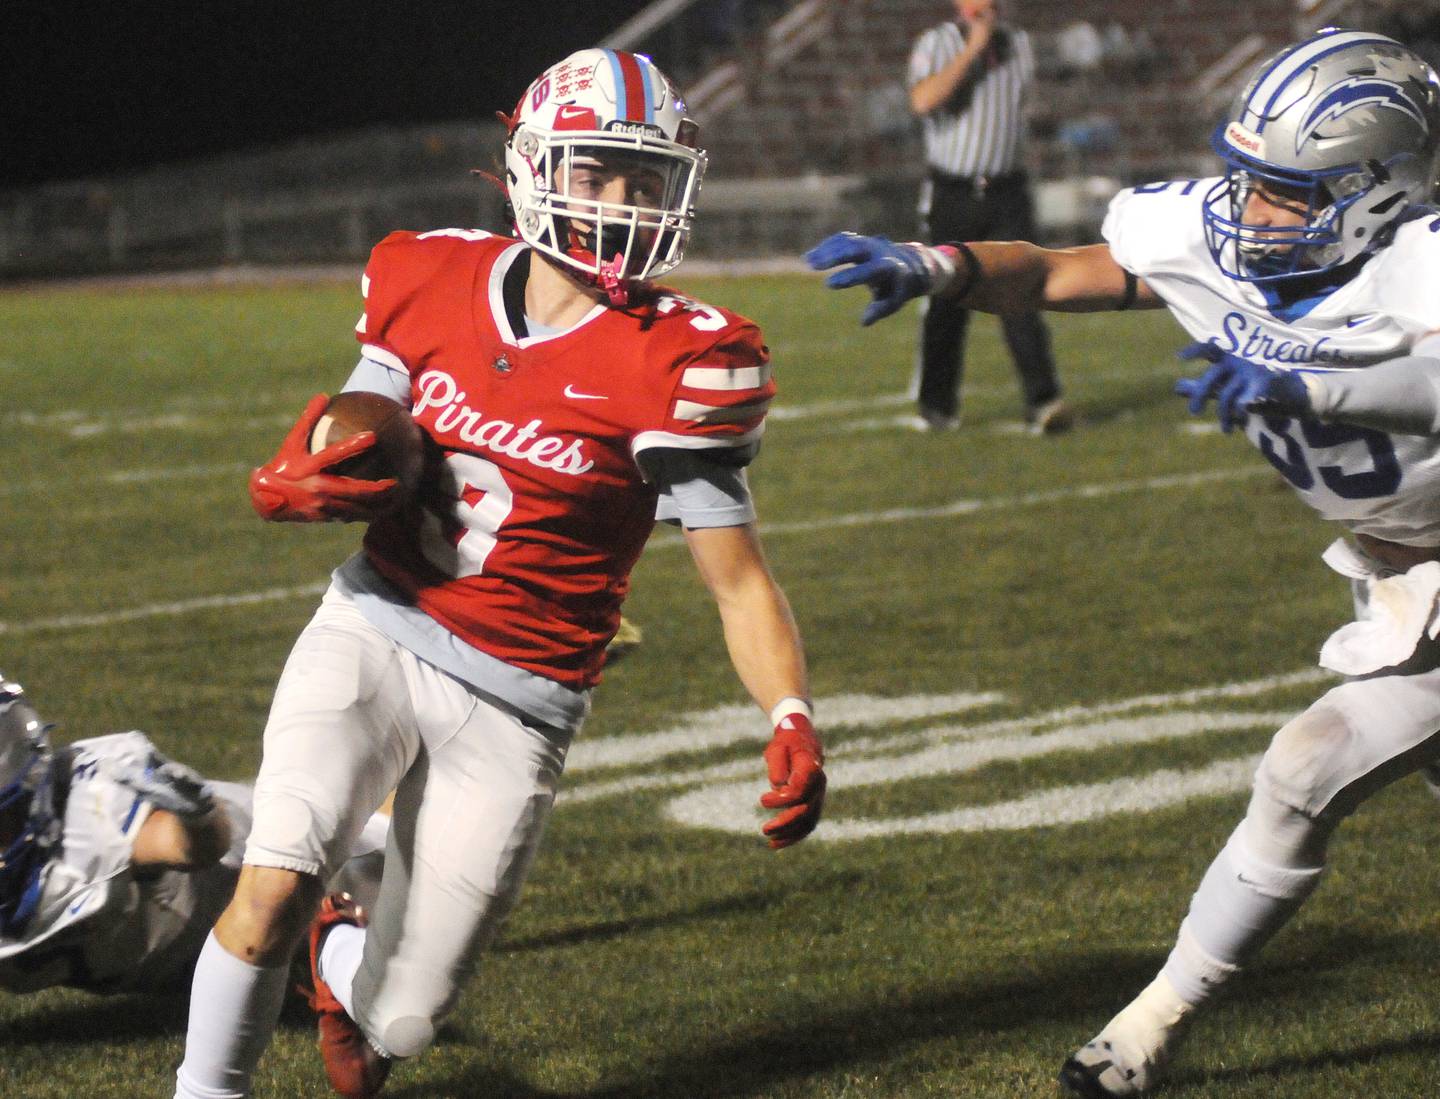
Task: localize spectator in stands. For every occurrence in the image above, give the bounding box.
[700,0,747,50]
[907,0,1073,434]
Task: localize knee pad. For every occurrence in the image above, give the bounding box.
[1244,708,1353,870]
[1253,705,1358,836]
[376,1015,435,1060]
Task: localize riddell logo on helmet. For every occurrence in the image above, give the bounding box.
[1226,122,1265,157]
[606,120,665,138]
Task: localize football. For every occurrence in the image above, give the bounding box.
[308,391,425,494]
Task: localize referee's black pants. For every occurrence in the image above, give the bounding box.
[917,172,1061,421]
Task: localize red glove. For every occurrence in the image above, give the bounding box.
[760,711,826,849]
[248,395,403,523]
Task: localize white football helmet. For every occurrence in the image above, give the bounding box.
[1204,29,1440,282]
[0,674,59,935]
[504,49,707,302]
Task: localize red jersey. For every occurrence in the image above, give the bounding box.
[354,229,773,689]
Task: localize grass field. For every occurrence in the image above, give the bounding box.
[3,270,1439,1098]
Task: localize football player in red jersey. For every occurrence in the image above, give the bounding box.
[173,48,826,1099]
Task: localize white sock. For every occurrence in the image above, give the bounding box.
[1162,824,1322,1005]
[1161,919,1241,1008]
[173,932,290,1099]
[319,922,367,1020]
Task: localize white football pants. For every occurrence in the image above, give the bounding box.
[245,585,571,1057]
[1162,600,1440,1005]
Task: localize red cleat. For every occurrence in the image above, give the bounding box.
[304,892,391,1099]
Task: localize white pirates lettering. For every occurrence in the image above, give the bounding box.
[414,369,595,475]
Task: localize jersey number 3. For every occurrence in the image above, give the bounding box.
[419,452,515,577]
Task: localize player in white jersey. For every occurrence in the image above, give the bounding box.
[0,674,386,998]
[808,28,1440,1097]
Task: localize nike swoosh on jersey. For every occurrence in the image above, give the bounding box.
[564,384,608,400]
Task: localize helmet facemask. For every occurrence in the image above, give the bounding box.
[0,678,58,936]
[511,130,704,302]
[1204,152,1412,282]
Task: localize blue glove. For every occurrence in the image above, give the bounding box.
[1174,343,1312,433]
[804,232,938,326]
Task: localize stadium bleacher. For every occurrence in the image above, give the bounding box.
[0,0,1389,277]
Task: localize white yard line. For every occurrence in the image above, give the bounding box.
[3,463,1266,634]
[646,465,1267,546]
[647,676,1335,839]
[0,462,253,498]
[4,358,1177,438]
[5,409,293,440]
[565,671,1328,803]
[0,583,328,636]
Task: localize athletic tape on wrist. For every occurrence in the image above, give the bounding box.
[769,697,814,728]
[924,243,957,295]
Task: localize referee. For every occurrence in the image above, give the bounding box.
[907,0,1072,433]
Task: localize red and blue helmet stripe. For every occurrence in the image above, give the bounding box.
[601,49,656,125]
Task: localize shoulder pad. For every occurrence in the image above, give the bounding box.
[1103,178,1214,276]
[358,230,510,349]
[634,314,773,467]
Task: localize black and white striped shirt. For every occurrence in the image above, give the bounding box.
[908,21,1035,177]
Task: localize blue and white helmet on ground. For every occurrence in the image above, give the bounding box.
[0,675,59,935]
[1203,28,1440,282]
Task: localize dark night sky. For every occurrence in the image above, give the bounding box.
[2,1,655,189]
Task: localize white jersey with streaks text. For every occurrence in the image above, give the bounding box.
[1104,177,1440,545]
[0,732,249,994]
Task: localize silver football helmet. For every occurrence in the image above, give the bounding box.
[1204,29,1440,282]
[0,675,59,934]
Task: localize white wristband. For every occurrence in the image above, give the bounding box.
[769,697,814,727]
[904,242,957,296]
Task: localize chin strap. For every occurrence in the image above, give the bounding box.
[598,252,630,306]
